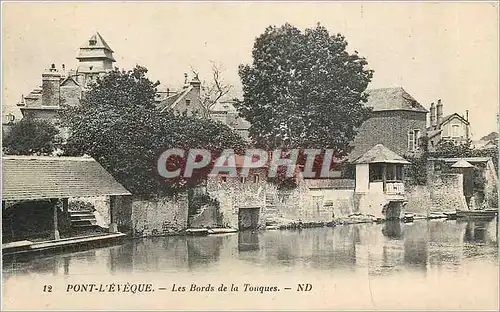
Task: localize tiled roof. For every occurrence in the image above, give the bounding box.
[158,87,191,113]
[2,156,131,201]
[365,87,428,113]
[440,113,469,126]
[354,144,410,164]
[304,179,355,189]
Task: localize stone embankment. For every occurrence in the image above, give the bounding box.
[264,213,379,230]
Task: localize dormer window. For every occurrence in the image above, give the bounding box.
[89,39,96,46]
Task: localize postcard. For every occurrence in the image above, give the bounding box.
[2,1,499,310]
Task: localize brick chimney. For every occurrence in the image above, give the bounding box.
[436,99,443,126]
[430,102,436,128]
[42,64,61,107]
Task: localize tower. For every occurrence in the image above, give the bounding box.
[76,32,116,86]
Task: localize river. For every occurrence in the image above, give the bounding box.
[3,219,499,310]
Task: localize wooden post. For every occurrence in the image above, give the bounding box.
[382,163,387,193]
[51,199,60,240]
[109,196,118,233]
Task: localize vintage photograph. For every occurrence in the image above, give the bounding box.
[1,1,499,310]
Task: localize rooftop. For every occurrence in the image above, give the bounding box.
[2,156,131,201]
[365,87,428,113]
[354,144,410,164]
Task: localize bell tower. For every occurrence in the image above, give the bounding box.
[76,32,116,86]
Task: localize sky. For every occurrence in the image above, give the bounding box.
[2,1,499,139]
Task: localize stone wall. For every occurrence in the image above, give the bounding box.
[189,204,221,228]
[60,84,81,107]
[406,173,468,214]
[131,194,189,237]
[483,159,498,207]
[207,172,357,227]
[404,185,432,215]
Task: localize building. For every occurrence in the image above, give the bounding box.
[2,155,131,246]
[353,144,410,219]
[427,99,471,149]
[209,100,250,139]
[156,73,209,118]
[15,32,116,122]
[349,87,428,161]
[2,112,18,140]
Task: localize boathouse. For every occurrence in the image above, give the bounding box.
[2,155,131,254]
[353,144,410,219]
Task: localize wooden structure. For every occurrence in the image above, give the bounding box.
[2,156,131,245]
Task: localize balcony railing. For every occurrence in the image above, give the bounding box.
[386,182,405,194]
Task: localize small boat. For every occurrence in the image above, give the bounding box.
[456,209,498,219]
[207,228,238,235]
[185,228,209,236]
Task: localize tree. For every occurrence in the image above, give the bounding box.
[193,62,233,109]
[62,65,245,198]
[238,23,374,157]
[2,118,60,155]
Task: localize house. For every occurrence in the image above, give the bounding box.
[2,155,131,251]
[353,144,410,219]
[2,112,17,140]
[472,132,498,150]
[15,32,116,122]
[156,73,209,118]
[209,100,251,139]
[349,87,428,161]
[427,99,471,150]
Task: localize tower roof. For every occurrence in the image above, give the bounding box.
[77,32,116,62]
[354,144,410,164]
[80,32,113,52]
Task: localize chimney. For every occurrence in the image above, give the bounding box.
[189,75,201,100]
[430,102,436,128]
[166,88,170,97]
[190,75,201,90]
[436,99,443,126]
[465,110,469,122]
[42,63,61,107]
[183,73,189,88]
[61,64,66,78]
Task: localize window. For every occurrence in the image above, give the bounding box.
[451,124,460,138]
[408,129,421,151]
[386,164,403,181]
[239,177,246,183]
[220,176,227,183]
[253,174,260,183]
[369,164,383,182]
[186,99,191,106]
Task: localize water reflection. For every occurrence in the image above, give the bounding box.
[3,218,498,279]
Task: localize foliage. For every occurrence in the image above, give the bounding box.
[69,200,96,212]
[2,118,61,155]
[404,154,428,186]
[62,65,245,198]
[429,139,498,171]
[237,23,373,157]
